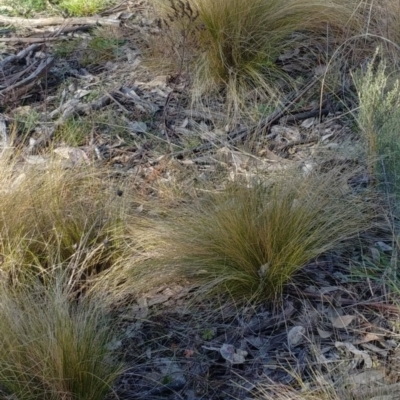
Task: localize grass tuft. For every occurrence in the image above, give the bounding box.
[154,0,356,115]
[0,275,122,400]
[0,150,144,301]
[157,169,373,302]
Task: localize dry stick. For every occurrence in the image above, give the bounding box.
[0,37,67,43]
[163,91,176,153]
[0,60,40,88]
[0,23,99,43]
[279,106,330,124]
[0,15,120,27]
[0,57,54,95]
[0,44,41,69]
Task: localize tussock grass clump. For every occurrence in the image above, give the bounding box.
[0,149,166,305]
[0,151,131,292]
[355,0,400,64]
[0,276,122,400]
[155,0,356,113]
[158,170,372,301]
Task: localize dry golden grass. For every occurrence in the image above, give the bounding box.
[353,0,400,63]
[152,0,358,116]
[0,153,118,281]
[153,168,374,302]
[0,274,122,400]
[0,149,159,304]
[253,365,396,400]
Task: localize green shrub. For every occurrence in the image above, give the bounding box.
[355,51,400,202]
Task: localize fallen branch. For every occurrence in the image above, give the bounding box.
[0,15,120,28]
[0,44,41,69]
[0,57,54,95]
[0,37,66,43]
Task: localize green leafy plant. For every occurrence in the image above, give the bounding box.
[0,276,123,400]
[354,53,400,302]
[201,328,215,340]
[57,0,113,16]
[0,0,47,15]
[351,248,400,296]
[54,39,81,58]
[355,51,400,208]
[158,169,372,301]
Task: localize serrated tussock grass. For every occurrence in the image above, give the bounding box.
[157,169,373,302]
[0,150,147,301]
[155,0,357,115]
[0,275,122,400]
[356,0,400,64]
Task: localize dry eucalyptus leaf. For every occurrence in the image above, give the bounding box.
[301,117,315,129]
[106,338,122,351]
[320,286,341,294]
[375,241,393,252]
[258,263,269,278]
[335,342,372,368]
[354,333,382,344]
[317,328,333,339]
[331,315,356,328]
[220,344,247,364]
[287,326,305,347]
[53,147,88,164]
[128,121,147,134]
[369,246,381,263]
[360,343,388,357]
